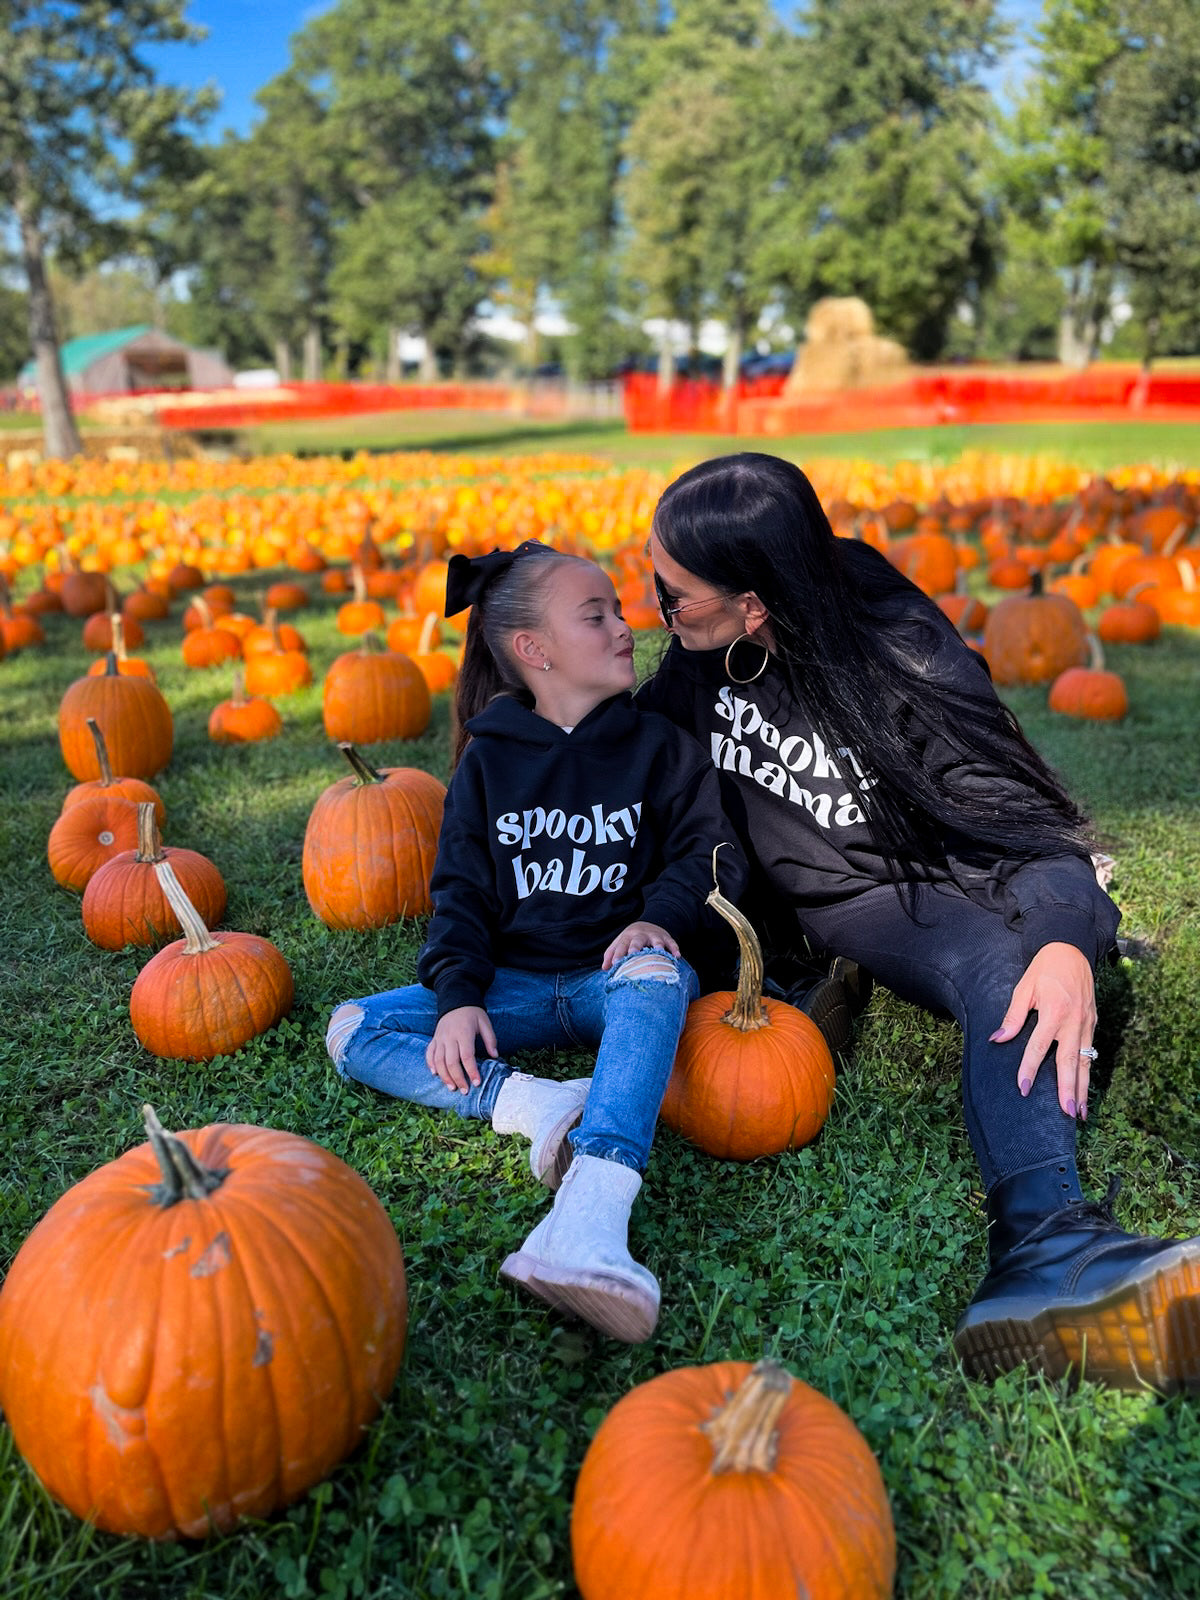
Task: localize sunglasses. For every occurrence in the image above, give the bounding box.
[652,572,732,629]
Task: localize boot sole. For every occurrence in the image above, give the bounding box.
[795,976,854,1056]
[953,1241,1200,1392]
[530,1104,586,1192]
[499,1250,659,1343]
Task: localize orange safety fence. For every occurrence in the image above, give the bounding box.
[624,368,1200,435]
[153,382,521,431]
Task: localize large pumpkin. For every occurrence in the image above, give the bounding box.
[0,1106,407,1539]
[981,573,1089,686]
[48,791,141,893]
[303,743,445,929]
[571,1360,895,1600]
[58,655,173,780]
[130,862,293,1060]
[661,855,835,1161]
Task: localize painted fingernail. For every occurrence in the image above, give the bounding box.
[989,1029,1005,1043]
[1080,1102,1088,1121]
[1019,1078,1032,1097]
[1066,1098,1076,1118]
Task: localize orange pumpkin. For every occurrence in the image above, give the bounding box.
[1047,636,1129,722]
[661,857,835,1160]
[208,667,284,743]
[336,565,387,635]
[84,614,156,681]
[58,656,173,780]
[242,623,314,696]
[82,802,227,949]
[571,1360,895,1600]
[130,861,294,1060]
[47,792,141,892]
[0,1106,407,1539]
[981,573,1090,686]
[302,743,445,929]
[61,718,165,827]
[323,633,431,744]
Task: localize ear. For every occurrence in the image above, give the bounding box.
[510,628,545,672]
[737,593,771,637]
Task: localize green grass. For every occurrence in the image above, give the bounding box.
[1,557,1200,1597]
[240,411,1200,474]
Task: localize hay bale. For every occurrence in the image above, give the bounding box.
[785,297,911,394]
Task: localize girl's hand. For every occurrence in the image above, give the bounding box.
[602,922,680,970]
[990,942,1098,1120]
[427,1006,498,1093]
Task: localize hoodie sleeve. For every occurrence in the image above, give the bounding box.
[417,755,502,1017]
[638,727,748,940]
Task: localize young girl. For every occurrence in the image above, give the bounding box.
[326,540,744,1344]
[637,451,1200,1393]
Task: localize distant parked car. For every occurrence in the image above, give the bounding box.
[740,351,795,380]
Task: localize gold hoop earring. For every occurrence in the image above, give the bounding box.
[724,633,769,684]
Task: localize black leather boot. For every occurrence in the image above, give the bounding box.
[763,954,874,1057]
[954,1162,1200,1392]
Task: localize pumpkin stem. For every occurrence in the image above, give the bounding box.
[153,860,220,954]
[191,595,212,627]
[706,844,769,1032]
[1163,522,1190,559]
[134,800,166,863]
[231,665,247,706]
[142,1104,228,1205]
[351,563,367,605]
[700,1360,793,1474]
[103,649,120,678]
[1086,632,1106,672]
[86,717,116,785]
[338,741,383,786]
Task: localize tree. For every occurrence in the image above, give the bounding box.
[621,0,782,389]
[1101,0,1200,366]
[291,0,502,381]
[761,0,1004,360]
[0,280,28,383]
[0,1,213,456]
[1005,1,1124,366]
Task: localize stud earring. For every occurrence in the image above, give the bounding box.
[542,660,551,672]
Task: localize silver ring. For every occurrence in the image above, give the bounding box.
[1078,1046,1099,1060]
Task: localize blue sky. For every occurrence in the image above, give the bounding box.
[147,0,1047,142]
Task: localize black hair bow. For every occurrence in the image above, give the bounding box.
[444,540,546,617]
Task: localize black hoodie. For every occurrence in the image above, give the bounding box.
[635,616,1119,968]
[417,692,747,1016]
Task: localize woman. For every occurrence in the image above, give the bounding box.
[636,451,1199,1392]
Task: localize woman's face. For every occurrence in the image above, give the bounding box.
[649,529,752,651]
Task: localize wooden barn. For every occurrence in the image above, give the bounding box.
[19,325,233,396]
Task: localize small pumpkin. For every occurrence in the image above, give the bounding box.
[243,621,314,697]
[1047,635,1129,721]
[130,861,294,1060]
[571,1360,895,1600]
[0,1106,406,1540]
[410,613,459,695]
[48,791,141,892]
[62,718,165,826]
[661,851,835,1161]
[336,564,387,635]
[85,614,156,681]
[322,632,431,744]
[83,802,227,949]
[302,743,445,929]
[208,667,284,743]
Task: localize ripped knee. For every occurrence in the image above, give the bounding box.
[326,1002,364,1072]
[611,950,681,985]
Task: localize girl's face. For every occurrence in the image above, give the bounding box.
[528,561,636,698]
[649,529,748,650]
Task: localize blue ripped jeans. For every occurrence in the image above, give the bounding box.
[326,949,699,1173]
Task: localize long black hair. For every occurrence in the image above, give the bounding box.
[651,452,1094,875]
[451,542,589,767]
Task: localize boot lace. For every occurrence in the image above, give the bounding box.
[1028,1174,1123,1243]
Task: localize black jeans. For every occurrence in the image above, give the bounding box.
[795,881,1085,1193]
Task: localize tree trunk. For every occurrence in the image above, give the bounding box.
[14,174,82,460]
[656,338,676,396]
[385,324,401,383]
[722,316,745,391]
[302,323,321,382]
[335,332,349,382]
[418,338,438,383]
[273,338,293,383]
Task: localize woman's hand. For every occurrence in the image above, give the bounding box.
[427,1006,498,1093]
[602,922,680,970]
[990,942,1097,1119]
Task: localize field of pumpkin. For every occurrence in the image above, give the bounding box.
[1,443,1199,1599]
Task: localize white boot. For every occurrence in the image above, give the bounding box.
[490,1071,591,1190]
[499,1152,660,1343]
